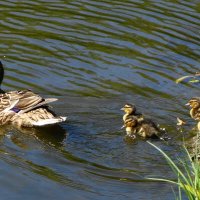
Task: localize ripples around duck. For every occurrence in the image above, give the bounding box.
[0,0,200,199]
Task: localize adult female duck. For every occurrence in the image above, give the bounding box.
[0,61,66,127]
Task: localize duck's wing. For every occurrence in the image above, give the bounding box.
[12,108,67,127]
[0,90,57,113]
[18,97,57,114]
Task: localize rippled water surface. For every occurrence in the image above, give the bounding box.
[1,0,200,199]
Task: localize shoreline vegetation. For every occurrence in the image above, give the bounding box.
[155,73,200,199]
[147,140,200,200]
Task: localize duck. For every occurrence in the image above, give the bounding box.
[186,97,200,130]
[0,61,66,127]
[121,116,138,140]
[121,103,160,139]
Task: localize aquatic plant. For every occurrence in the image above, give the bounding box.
[175,72,200,84]
[147,141,200,200]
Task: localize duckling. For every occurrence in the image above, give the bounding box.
[123,117,160,139]
[186,97,200,130]
[121,116,138,135]
[121,103,160,139]
[136,119,160,139]
[0,61,67,127]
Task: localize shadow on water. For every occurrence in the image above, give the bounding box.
[0,124,67,149]
[25,125,67,147]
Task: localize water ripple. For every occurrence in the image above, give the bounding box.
[0,0,199,199]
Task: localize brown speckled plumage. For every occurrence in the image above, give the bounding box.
[0,61,66,127]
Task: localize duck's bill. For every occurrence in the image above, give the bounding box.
[185,102,190,106]
[120,107,125,110]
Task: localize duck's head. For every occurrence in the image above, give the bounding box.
[120,103,136,115]
[186,98,200,109]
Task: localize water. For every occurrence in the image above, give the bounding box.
[0,0,200,199]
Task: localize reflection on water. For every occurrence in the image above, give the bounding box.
[11,125,67,148]
[0,0,199,199]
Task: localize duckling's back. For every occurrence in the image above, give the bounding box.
[137,119,160,138]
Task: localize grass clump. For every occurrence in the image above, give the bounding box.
[147,141,200,200]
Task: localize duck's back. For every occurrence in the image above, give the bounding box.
[0,90,42,112]
[0,90,66,127]
[137,119,160,138]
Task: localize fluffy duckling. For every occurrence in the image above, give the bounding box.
[136,119,160,138]
[121,103,160,139]
[121,116,138,135]
[186,97,200,130]
[0,61,66,127]
[123,117,160,139]
[122,116,138,140]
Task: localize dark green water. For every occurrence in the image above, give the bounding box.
[0,0,200,199]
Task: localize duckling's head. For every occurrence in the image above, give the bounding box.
[186,98,200,109]
[121,103,136,115]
